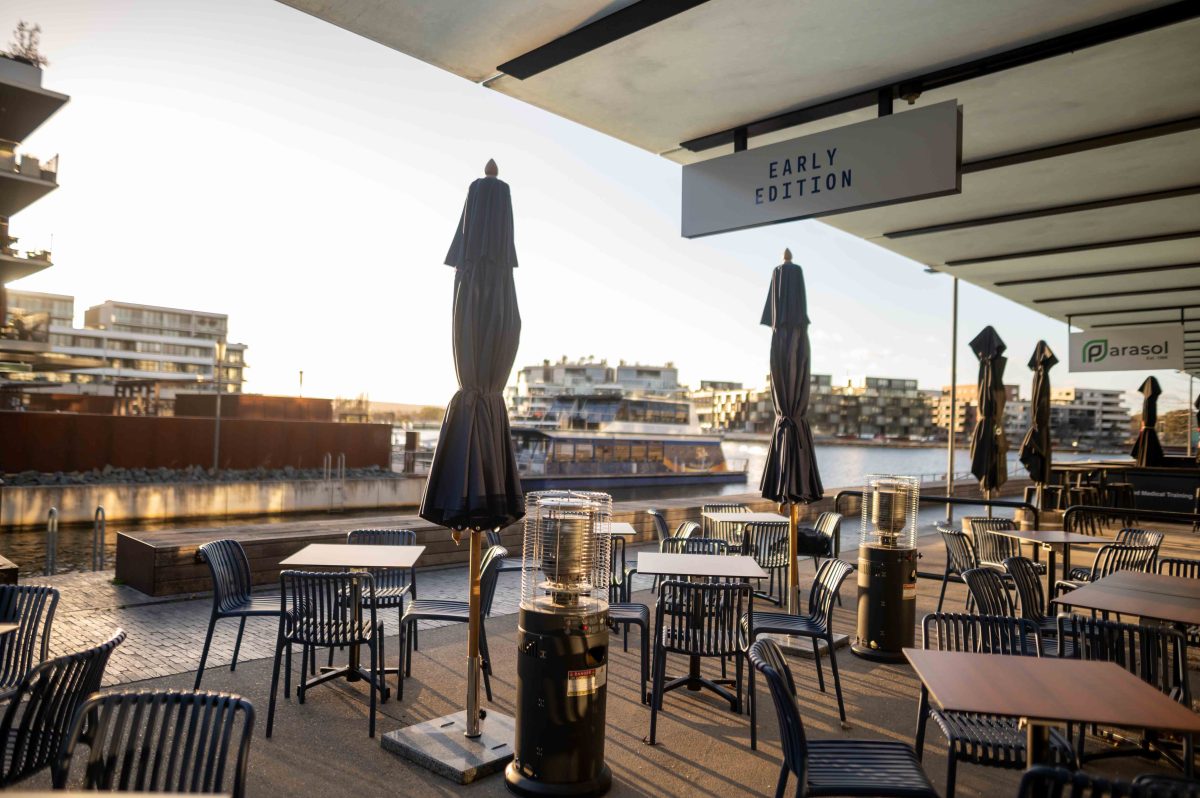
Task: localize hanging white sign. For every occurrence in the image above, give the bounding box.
[1069,324,1184,372]
[681,101,961,238]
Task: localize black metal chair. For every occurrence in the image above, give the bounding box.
[400,545,507,702]
[917,613,1072,798]
[195,539,284,690]
[676,520,701,539]
[609,536,637,604]
[746,520,790,605]
[1018,766,1200,798]
[1066,530,1163,581]
[750,638,937,798]
[962,567,1015,617]
[743,558,853,735]
[53,689,254,797]
[936,526,982,612]
[1056,616,1190,766]
[1004,556,1069,655]
[660,536,727,556]
[1056,543,1157,596]
[0,629,125,788]
[701,502,749,549]
[648,580,751,745]
[608,601,650,706]
[267,570,384,738]
[965,516,1046,576]
[1159,556,1200,579]
[806,511,842,573]
[0,584,59,702]
[647,509,671,542]
[347,528,418,653]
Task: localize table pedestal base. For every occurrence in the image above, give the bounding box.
[382,710,515,784]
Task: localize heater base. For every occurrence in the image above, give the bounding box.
[381,710,514,784]
[505,763,612,798]
[850,643,907,663]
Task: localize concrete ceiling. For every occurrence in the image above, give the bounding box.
[277,0,1200,376]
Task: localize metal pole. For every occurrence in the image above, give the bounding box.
[465,528,484,738]
[212,357,222,472]
[787,502,800,614]
[93,506,106,571]
[44,507,58,577]
[946,277,959,523]
[1189,374,1195,459]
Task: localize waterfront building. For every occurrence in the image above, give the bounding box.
[932,384,1022,438]
[507,356,686,420]
[1051,387,1129,450]
[5,288,72,326]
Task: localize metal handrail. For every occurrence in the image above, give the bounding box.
[45,507,59,576]
[93,506,107,570]
[1062,504,1200,532]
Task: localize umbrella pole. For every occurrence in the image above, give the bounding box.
[787,502,800,614]
[465,528,483,738]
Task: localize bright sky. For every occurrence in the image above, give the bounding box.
[7,0,1197,418]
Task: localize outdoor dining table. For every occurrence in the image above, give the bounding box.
[609,522,637,537]
[986,527,1108,613]
[279,542,425,695]
[701,511,788,552]
[905,648,1200,776]
[1052,571,1200,628]
[636,552,767,702]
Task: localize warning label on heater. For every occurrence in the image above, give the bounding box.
[567,665,606,697]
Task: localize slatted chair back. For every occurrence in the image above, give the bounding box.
[675,521,701,539]
[279,571,377,647]
[748,638,809,789]
[1004,556,1049,624]
[655,580,751,657]
[0,629,126,786]
[1159,557,1200,579]
[0,585,59,693]
[811,511,842,554]
[1114,529,1163,569]
[964,516,1019,565]
[922,613,1039,656]
[484,529,503,547]
[347,528,417,595]
[53,689,254,798]
[479,545,508,618]
[807,558,853,629]
[1018,766,1157,798]
[647,509,671,542]
[1057,616,1190,706]
[701,503,749,540]
[938,526,980,576]
[609,536,629,602]
[1086,543,1157,581]
[660,537,728,556]
[745,521,790,570]
[962,567,1014,616]
[198,539,254,614]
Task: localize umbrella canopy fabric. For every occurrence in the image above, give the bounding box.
[1130,376,1165,467]
[969,326,1009,492]
[1018,341,1058,485]
[759,251,823,504]
[419,167,524,531]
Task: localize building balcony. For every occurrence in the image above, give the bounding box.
[0,56,70,143]
[0,145,57,216]
[0,244,52,284]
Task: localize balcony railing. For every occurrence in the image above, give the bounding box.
[0,148,58,182]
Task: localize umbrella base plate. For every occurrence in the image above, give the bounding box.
[382,710,514,784]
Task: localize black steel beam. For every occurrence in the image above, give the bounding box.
[497,0,711,79]
[961,115,1200,174]
[1078,302,1200,319]
[995,262,1200,288]
[945,231,1200,267]
[1092,319,1198,329]
[680,1,1200,152]
[884,185,1200,240]
[1034,283,1200,304]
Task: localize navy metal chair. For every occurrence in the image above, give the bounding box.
[743,558,853,733]
[750,637,937,798]
[1159,556,1200,579]
[746,520,790,605]
[0,584,59,702]
[647,509,671,542]
[917,613,1073,798]
[53,689,254,798]
[676,520,701,539]
[195,539,283,690]
[965,516,1045,576]
[1056,543,1157,596]
[1065,529,1162,581]
[0,629,125,788]
[1018,766,1200,797]
[267,570,384,738]
[400,545,507,702]
[1004,556,1070,655]
[347,528,418,653]
[936,526,982,612]
[962,567,1015,617]
[608,601,650,706]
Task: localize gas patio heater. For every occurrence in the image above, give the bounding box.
[852,475,919,663]
[506,490,612,798]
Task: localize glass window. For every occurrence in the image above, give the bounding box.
[647,443,664,462]
[555,442,574,461]
[630,443,647,461]
[575,443,593,462]
[614,444,630,461]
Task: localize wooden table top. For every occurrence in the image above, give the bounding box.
[635,553,768,579]
[609,522,638,537]
[701,511,788,523]
[990,528,1108,546]
[0,622,17,636]
[279,543,425,569]
[1052,572,1200,626]
[904,649,1200,732]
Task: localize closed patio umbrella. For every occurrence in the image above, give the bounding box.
[419,159,524,738]
[1130,376,1164,467]
[969,326,1008,503]
[760,249,823,613]
[1018,340,1057,509]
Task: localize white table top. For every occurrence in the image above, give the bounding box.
[609,522,637,537]
[702,511,788,524]
[0,622,17,636]
[635,553,768,579]
[280,543,425,569]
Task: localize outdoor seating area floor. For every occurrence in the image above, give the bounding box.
[19,565,1190,798]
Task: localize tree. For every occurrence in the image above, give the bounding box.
[8,21,48,68]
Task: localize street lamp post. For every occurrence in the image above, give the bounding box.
[212,341,227,472]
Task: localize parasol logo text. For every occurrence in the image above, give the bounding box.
[1082,339,1107,364]
[1069,324,1182,372]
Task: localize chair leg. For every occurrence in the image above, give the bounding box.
[231,616,247,672]
[292,643,301,704]
[749,658,757,750]
[937,571,949,613]
[812,636,826,693]
[266,626,285,738]
[826,634,846,724]
[775,765,788,798]
[481,624,493,702]
[638,622,649,706]
[405,618,414,677]
[733,650,743,714]
[397,620,407,702]
[915,692,929,759]
[649,643,666,745]
[194,614,218,690]
[945,751,958,798]
[368,632,378,738]
[378,626,388,704]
